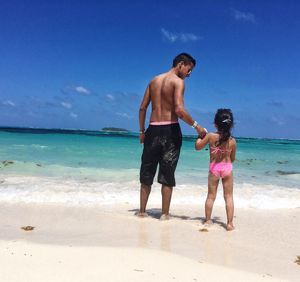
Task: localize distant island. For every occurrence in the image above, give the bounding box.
[101,127,130,133]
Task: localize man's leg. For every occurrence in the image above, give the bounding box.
[160,185,173,220]
[158,124,182,221]
[137,183,151,217]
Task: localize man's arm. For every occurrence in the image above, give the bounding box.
[139,84,151,144]
[173,79,206,137]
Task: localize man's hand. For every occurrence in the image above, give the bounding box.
[140,132,145,144]
[196,125,207,139]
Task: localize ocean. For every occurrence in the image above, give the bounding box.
[0,127,299,209]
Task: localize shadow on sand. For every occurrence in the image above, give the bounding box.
[128,208,228,230]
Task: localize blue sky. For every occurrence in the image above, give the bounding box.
[0,0,299,139]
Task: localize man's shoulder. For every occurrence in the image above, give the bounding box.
[150,72,180,84]
[167,73,184,88]
[154,71,181,80]
[153,71,172,79]
[151,73,164,81]
[149,73,163,85]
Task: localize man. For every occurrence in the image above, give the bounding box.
[138,53,206,220]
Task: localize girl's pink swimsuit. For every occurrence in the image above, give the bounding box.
[209,146,232,178]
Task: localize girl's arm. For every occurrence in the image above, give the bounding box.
[230,138,237,162]
[195,133,210,150]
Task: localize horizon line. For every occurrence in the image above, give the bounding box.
[0,125,299,141]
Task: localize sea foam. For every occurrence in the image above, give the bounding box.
[0,175,299,209]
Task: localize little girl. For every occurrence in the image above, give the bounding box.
[195,109,236,231]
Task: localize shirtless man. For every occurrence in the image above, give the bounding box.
[137,53,207,220]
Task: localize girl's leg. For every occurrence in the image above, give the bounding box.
[205,173,219,224]
[222,172,234,231]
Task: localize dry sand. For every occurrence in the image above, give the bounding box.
[0,202,299,281]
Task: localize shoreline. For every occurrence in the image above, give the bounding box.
[1,202,299,281]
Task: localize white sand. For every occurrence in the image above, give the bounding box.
[0,202,299,281]
[1,242,284,282]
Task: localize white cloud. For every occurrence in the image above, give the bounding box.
[3,100,15,107]
[231,9,256,23]
[61,85,92,96]
[106,94,115,101]
[62,85,92,96]
[75,86,91,95]
[100,92,140,119]
[271,116,285,126]
[61,102,72,109]
[116,112,131,119]
[161,28,177,43]
[161,28,201,43]
[70,112,78,119]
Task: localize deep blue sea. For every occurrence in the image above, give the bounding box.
[0,127,299,209]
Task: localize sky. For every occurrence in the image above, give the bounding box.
[0,0,300,139]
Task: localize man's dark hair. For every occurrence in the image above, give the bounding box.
[172,53,196,67]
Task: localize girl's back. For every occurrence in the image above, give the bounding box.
[208,133,236,163]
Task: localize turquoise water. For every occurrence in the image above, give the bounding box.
[0,128,299,208]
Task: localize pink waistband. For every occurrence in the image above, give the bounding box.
[150,121,179,125]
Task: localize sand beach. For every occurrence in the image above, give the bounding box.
[1,202,299,281]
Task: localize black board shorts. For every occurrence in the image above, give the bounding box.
[140,123,182,187]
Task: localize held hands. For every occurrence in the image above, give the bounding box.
[196,125,207,139]
[192,121,207,139]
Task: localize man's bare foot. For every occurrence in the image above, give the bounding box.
[226,223,234,231]
[135,211,148,218]
[204,219,213,226]
[159,214,170,221]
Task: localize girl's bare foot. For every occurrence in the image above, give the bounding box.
[226,223,234,231]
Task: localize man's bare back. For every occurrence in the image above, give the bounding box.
[148,72,182,122]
